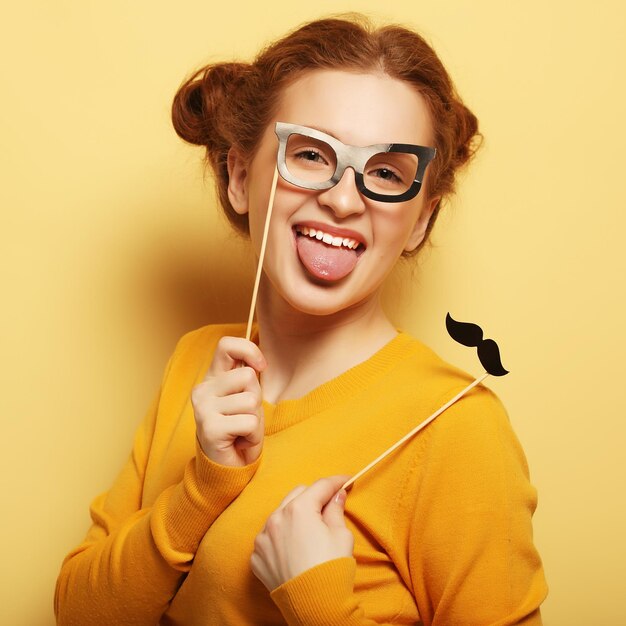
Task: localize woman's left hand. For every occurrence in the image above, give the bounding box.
[251,475,354,591]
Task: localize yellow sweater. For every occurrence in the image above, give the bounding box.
[55,323,547,625]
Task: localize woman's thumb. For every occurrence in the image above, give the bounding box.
[322,489,348,528]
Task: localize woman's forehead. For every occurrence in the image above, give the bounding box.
[274,69,434,147]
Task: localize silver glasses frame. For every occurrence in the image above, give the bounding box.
[274,122,436,203]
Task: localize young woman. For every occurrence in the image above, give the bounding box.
[55,15,548,625]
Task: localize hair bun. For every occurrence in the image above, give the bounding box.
[171,62,249,148]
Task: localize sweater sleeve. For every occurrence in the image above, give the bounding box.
[270,557,392,626]
[54,344,262,626]
[270,387,547,626]
[407,386,548,626]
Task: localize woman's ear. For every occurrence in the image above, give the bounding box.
[227,147,249,215]
[404,195,441,252]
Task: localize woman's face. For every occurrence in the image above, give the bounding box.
[228,69,440,318]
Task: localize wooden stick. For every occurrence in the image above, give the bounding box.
[341,371,490,491]
[245,166,279,341]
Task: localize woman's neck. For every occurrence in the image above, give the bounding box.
[254,279,397,404]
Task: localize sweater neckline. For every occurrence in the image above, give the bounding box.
[247,324,420,435]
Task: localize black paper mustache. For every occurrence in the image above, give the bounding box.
[445,313,509,376]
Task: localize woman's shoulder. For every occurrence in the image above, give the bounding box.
[392,332,530,503]
[390,329,512,441]
[391,330,501,400]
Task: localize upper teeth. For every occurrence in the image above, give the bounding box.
[295,225,361,250]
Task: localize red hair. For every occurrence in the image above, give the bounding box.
[171,13,481,255]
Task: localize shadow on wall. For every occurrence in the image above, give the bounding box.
[44,205,255,625]
[118,205,256,337]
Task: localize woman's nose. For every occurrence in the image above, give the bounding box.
[316,167,366,218]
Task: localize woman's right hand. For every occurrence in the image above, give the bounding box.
[191,336,267,467]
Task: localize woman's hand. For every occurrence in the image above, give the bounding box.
[191,336,267,467]
[251,475,354,591]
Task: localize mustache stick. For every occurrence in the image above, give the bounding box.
[341,314,508,491]
[245,166,280,341]
[341,372,490,490]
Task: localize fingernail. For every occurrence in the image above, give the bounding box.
[334,489,347,506]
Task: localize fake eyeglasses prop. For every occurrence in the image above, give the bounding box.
[274,122,436,203]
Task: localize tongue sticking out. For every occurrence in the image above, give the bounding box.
[296,235,359,282]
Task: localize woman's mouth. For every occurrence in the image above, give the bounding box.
[292,224,366,282]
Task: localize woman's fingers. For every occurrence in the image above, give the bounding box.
[208,413,263,442]
[283,476,351,512]
[191,335,267,467]
[276,485,308,509]
[196,410,264,467]
[193,368,262,417]
[206,336,267,377]
[209,366,262,398]
[214,391,262,416]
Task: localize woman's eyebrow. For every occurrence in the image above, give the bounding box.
[291,123,398,148]
[295,123,341,141]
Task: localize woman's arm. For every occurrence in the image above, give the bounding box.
[54,442,261,625]
[54,342,263,626]
[265,388,547,626]
[406,387,548,625]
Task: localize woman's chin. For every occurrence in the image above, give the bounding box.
[271,277,375,318]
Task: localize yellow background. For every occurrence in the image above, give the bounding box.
[2,1,625,624]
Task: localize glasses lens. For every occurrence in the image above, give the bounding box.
[285,134,337,185]
[363,152,418,196]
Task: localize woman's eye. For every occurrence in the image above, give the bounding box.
[295,150,327,164]
[371,168,403,183]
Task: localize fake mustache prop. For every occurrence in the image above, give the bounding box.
[445,313,509,376]
[341,314,509,490]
